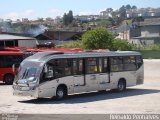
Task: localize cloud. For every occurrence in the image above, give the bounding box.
[4,12,19,20]
[78,9,106,15]
[2,9,34,20]
[23,9,34,17]
[48,8,64,18]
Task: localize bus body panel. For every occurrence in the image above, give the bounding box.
[73,75,87,93]
[38,76,74,98]
[136,65,144,85]
[98,73,110,90]
[85,74,99,92]
[38,80,57,98]
[0,68,15,81]
[110,71,137,89]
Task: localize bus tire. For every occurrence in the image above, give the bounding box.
[4,74,14,85]
[56,86,67,100]
[117,79,126,92]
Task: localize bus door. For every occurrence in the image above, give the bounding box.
[98,58,110,90]
[85,58,99,91]
[73,59,86,93]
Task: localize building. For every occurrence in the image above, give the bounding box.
[0,34,36,47]
[131,22,160,45]
[36,30,83,46]
[74,15,100,22]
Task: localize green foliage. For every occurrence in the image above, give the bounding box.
[63,41,83,48]
[97,20,111,27]
[134,44,160,50]
[132,5,137,10]
[126,4,132,10]
[112,38,133,51]
[81,27,114,49]
[63,29,135,51]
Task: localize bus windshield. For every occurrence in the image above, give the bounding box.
[17,61,42,81]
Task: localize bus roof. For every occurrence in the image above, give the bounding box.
[24,51,142,62]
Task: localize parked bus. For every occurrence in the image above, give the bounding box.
[13,51,144,99]
[0,51,33,84]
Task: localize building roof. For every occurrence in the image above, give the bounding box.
[140,22,160,26]
[132,35,160,39]
[0,34,35,41]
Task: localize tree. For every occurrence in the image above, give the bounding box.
[112,38,133,51]
[126,4,131,10]
[37,17,44,22]
[68,10,73,23]
[119,5,126,21]
[81,27,114,49]
[106,8,113,13]
[63,13,68,25]
[62,10,73,25]
[132,5,137,10]
[97,20,111,27]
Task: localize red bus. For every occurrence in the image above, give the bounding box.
[0,51,33,84]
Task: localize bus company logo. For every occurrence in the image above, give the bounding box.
[1,114,18,120]
[110,114,160,120]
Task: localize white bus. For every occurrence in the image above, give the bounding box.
[13,51,144,99]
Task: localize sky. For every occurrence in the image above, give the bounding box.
[1,0,160,20]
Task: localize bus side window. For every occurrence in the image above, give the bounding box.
[73,59,84,75]
[98,58,102,73]
[98,58,108,73]
[53,59,64,78]
[136,56,143,69]
[78,59,84,74]
[103,58,108,73]
[0,56,4,68]
[86,58,98,74]
[64,59,72,76]
[110,57,123,72]
[73,59,77,75]
[123,56,136,71]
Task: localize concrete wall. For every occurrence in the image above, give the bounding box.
[141,25,160,37]
[130,28,141,38]
[18,40,37,48]
[130,37,160,45]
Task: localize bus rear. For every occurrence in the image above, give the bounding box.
[0,51,31,84]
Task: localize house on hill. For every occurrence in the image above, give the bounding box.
[131,22,160,45]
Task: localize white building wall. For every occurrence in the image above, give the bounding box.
[18,40,37,48]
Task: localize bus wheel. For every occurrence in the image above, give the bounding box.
[56,86,67,100]
[4,74,14,85]
[117,79,126,92]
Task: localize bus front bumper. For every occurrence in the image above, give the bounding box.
[13,85,38,98]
